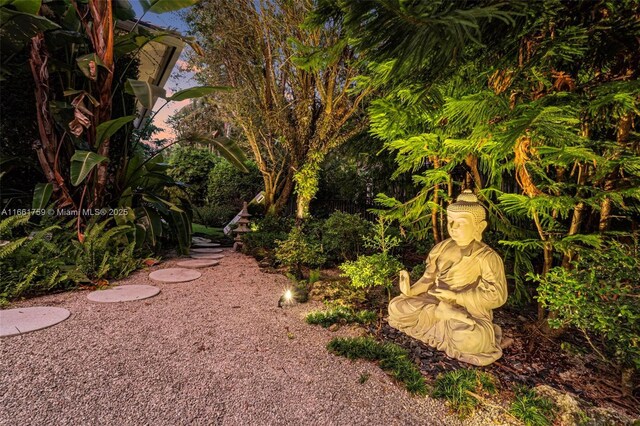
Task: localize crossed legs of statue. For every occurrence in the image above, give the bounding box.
[388,294,502,366]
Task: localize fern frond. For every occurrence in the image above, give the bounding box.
[0,237,28,259]
[499,239,544,252]
[0,215,30,237]
[443,90,509,132]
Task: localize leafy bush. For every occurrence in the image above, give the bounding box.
[309,279,367,309]
[327,336,427,395]
[363,215,401,254]
[74,219,140,281]
[275,226,326,277]
[167,145,218,205]
[533,241,640,372]
[339,252,403,290]
[305,306,376,327]
[207,159,263,211]
[321,211,371,263]
[339,215,404,294]
[509,386,557,426]
[432,369,497,418]
[0,216,84,301]
[308,269,322,285]
[194,204,236,227]
[241,215,294,260]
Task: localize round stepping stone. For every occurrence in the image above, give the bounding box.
[149,268,201,283]
[192,237,210,243]
[190,253,225,260]
[192,242,220,248]
[176,259,219,268]
[87,285,160,303]
[0,307,71,337]
[191,248,223,254]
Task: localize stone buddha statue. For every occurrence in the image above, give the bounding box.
[387,190,507,366]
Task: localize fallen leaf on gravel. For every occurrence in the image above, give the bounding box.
[143,258,160,266]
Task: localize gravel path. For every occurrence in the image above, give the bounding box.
[2,251,489,425]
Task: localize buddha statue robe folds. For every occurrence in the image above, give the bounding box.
[387,190,507,366]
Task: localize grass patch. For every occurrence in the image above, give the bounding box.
[305,306,376,328]
[192,223,225,238]
[327,336,427,395]
[359,372,371,384]
[432,369,497,418]
[509,386,557,426]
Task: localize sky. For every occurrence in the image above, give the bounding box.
[130,1,197,141]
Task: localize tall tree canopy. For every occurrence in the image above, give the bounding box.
[185,0,370,217]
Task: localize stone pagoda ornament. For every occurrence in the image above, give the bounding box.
[387,190,507,366]
[233,201,251,251]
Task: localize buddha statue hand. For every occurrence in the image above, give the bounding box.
[428,288,457,304]
[399,270,412,296]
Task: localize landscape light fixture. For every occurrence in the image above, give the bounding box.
[278,288,294,308]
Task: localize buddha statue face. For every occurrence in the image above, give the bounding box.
[447,211,486,246]
[446,190,487,246]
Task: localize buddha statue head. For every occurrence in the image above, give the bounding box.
[446,190,487,246]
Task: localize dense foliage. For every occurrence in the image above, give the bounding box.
[0,0,252,260]
[275,226,326,278]
[321,211,371,263]
[309,1,640,381]
[533,242,640,375]
[0,216,83,301]
[0,215,144,303]
[207,159,263,215]
[167,145,219,204]
[185,0,370,217]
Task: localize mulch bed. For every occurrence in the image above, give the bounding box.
[369,307,639,418]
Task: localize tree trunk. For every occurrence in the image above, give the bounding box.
[465,154,483,190]
[562,201,585,267]
[562,163,587,267]
[263,173,277,215]
[273,168,295,215]
[89,0,115,207]
[432,158,442,243]
[599,113,632,232]
[537,241,554,319]
[29,34,75,208]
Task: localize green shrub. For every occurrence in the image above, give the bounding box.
[338,215,404,295]
[74,219,141,281]
[241,215,294,259]
[194,204,236,227]
[207,159,262,210]
[308,269,322,285]
[432,369,497,419]
[533,241,640,372]
[363,215,401,254]
[327,336,427,395]
[167,145,218,205]
[275,226,326,277]
[305,306,376,327]
[321,211,371,262]
[309,279,367,309]
[509,386,556,426]
[0,215,85,301]
[339,252,403,290]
